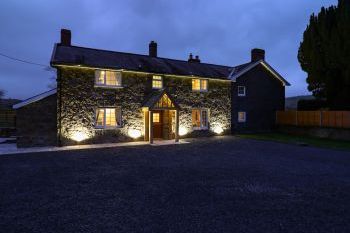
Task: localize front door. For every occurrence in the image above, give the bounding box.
[152,111,163,139]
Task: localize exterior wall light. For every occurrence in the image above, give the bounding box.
[71,131,89,142]
[212,125,224,135]
[128,129,142,139]
[179,126,188,136]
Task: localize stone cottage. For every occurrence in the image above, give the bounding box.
[14,29,290,147]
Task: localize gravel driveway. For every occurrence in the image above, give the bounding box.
[0,136,349,233]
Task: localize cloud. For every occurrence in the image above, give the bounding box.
[0,0,338,99]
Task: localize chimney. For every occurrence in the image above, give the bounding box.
[149,41,157,57]
[60,29,71,46]
[251,48,265,62]
[188,53,200,63]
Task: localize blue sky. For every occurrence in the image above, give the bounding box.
[0,0,338,99]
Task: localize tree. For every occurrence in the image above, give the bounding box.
[298,0,350,110]
[0,89,4,100]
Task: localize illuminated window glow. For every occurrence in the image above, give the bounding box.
[192,109,209,129]
[95,70,122,87]
[238,112,246,122]
[153,113,160,123]
[152,75,163,89]
[155,94,175,108]
[95,107,122,128]
[192,79,208,91]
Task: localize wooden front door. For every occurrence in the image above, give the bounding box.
[152,111,163,139]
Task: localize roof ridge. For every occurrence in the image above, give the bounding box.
[56,44,234,69]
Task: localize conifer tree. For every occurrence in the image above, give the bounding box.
[298,0,350,109]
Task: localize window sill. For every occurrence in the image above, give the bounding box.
[193,127,208,131]
[192,90,208,93]
[238,94,246,97]
[94,85,124,89]
[95,126,123,130]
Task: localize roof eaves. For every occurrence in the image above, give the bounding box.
[13,89,57,109]
[229,60,290,86]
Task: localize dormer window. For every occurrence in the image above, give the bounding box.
[95,70,122,87]
[192,79,208,92]
[152,75,163,89]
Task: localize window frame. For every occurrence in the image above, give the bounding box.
[152,75,163,89]
[192,78,208,92]
[94,70,123,88]
[95,107,122,129]
[238,111,246,123]
[192,108,209,130]
[238,86,246,96]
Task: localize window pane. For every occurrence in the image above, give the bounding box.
[116,72,122,86]
[192,110,201,127]
[106,71,117,86]
[153,113,160,123]
[152,76,162,89]
[192,79,200,90]
[105,108,116,126]
[95,70,105,85]
[201,110,208,128]
[238,86,245,96]
[238,112,246,122]
[201,80,208,91]
[96,109,105,127]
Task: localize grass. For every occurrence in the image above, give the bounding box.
[238,133,350,151]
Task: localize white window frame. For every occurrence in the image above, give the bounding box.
[95,107,122,129]
[152,75,163,89]
[238,86,246,96]
[192,108,209,130]
[192,79,208,92]
[94,70,122,88]
[238,111,246,123]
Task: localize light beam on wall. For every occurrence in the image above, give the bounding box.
[128,129,142,139]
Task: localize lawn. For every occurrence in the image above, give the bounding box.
[238,133,350,151]
[0,136,349,233]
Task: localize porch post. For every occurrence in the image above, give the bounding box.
[175,110,179,142]
[149,110,153,144]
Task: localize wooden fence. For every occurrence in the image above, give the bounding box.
[276,111,350,129]
[0,109,16,128]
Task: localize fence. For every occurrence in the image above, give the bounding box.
[276,111,350,129]
[0,109,16,128]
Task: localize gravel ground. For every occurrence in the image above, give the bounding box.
[0,136,349,233]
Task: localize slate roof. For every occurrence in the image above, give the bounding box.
[51,44,253,80]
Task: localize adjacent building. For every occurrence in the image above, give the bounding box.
[14,29,290,147]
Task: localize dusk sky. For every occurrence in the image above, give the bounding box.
[0,0,338,100]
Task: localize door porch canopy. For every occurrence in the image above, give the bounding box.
[142,89,180,111]
[142,89,180,143]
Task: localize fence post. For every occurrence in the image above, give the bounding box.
[320,111,323,127]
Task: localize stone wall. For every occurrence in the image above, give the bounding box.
[16,94,57,147]
[58,67,231,145]
[231,64,285,133]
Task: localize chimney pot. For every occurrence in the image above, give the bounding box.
[251,48,265,62]
[149,41,157,57]
[60,29,71,46]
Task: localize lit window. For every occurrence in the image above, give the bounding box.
[95,70,122,87]
[192,109,209,129]
[153,113,160,123]
[192,79,208,91]
[238,112,246,122]
[238,86,246,96]
[152,75,163,89]
[95,108,122,128]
